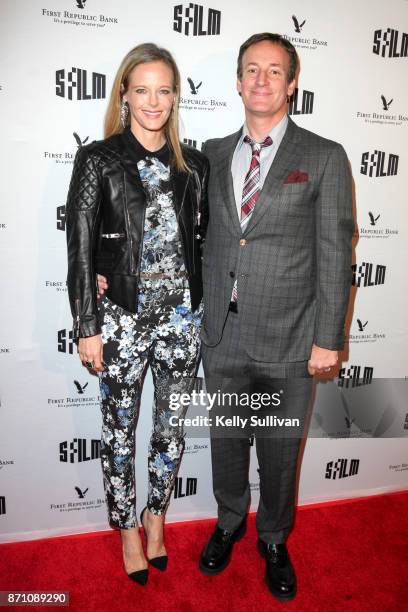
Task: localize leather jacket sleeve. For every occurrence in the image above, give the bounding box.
[66,145,102,339]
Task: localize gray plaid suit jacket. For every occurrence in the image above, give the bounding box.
[200,117,353,363]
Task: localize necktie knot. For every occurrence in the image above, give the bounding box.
[243,134,273,152]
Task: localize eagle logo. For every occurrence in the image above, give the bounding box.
[368,212,380,226]
[381,95,393,111]
[292,15,306,33]
[187,77,202,95]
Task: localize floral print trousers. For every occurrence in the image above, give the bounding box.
[97,278,202,529]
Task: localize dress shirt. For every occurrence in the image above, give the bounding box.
[231,114,288,217]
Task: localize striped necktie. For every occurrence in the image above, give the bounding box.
[231,134,273,303]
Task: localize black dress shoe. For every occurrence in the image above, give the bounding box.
[140,507,168,571]
[127,568,148,585]
[199,519,246,575]
[257,540,296,601]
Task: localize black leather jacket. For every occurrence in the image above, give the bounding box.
[66,131,209,339]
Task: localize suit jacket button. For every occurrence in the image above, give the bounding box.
[229,271,235,278]
[240,239,246,246]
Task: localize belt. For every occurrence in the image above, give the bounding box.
[228,301,238,313]
[139,271,187,280]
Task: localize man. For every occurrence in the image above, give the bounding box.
[197,33,353,601]
[97,32,353,600]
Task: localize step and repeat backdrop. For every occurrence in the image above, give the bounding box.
[1,0,407,542]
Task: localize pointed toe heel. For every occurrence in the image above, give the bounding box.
[148,554,168,571]
[140,506,168,571]
[127,568,148,585]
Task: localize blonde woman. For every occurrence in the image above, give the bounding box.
[66,43,208,585]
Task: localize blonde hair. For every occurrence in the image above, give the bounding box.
[104,43,189,172]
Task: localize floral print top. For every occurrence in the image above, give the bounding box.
[137,153,185,277]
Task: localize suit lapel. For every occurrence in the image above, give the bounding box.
[216,129,242,234]
[243,118,302,236]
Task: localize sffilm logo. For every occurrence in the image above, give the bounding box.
[338,365,374,388]
[288,88,314,115]
[59,439,101,463]
[351,262,386,287]
[57,205,66,231]
[58,329,74,354]
[174,476,197,498]
[373,28,408,58]
[360,151,399,177]
[183,138,204,150]
[56,68,106,100]
[325,458,360,479]
[173,4,221,36]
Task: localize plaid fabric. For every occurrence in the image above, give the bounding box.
[231,135,273,303]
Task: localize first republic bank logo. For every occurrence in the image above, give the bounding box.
[41,3,118,28]
[283,15,328,51]
[173,4,221,36]
[356,95,408,126]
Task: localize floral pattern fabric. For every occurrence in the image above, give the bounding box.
[96,152,202,529]
[137,155,185,280]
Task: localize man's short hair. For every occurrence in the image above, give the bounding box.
[237,33,299,83]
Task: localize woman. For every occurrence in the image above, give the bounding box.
[66,43,208,585]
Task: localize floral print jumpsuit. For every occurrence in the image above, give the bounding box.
[97,136,202,528]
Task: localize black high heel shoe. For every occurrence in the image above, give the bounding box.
[127,568,148,586]
[121,533,149,585]
[140,506,168,571]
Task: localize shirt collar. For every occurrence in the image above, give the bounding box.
[237,113,288,150]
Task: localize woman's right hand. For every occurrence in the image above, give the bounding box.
[78,334,104,372]
[96,274,109,298]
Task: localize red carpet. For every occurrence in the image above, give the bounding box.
[1,491,407,611]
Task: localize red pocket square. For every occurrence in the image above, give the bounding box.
[284,170,309,184]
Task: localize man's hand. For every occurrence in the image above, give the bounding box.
[78,334,104,372]
[308,344,338,376]
[97,274,108,298]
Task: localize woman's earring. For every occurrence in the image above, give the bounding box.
[120,100,129,128]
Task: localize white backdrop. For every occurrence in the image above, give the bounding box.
[0,0,407,542]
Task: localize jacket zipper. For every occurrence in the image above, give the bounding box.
[74,298,81,339]
[137,200,146,277]
[174,174,192,276]
[102,232,125,238]
[192,169,202,234]
[122,173,135,274]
